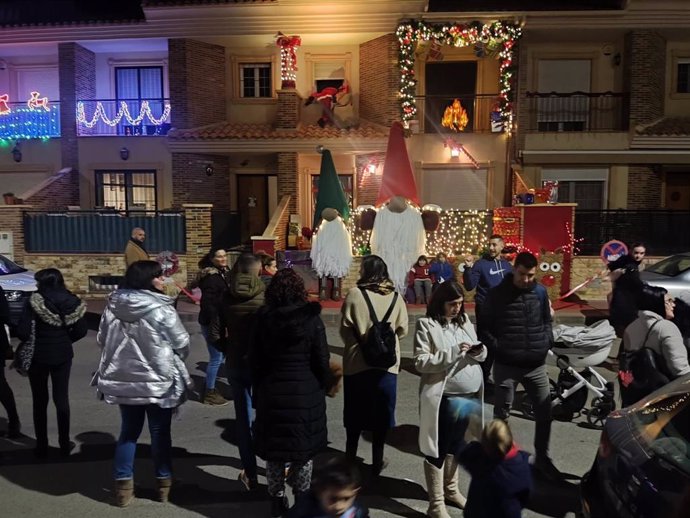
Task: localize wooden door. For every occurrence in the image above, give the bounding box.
[238,175,268,243]
[665,172,690,210]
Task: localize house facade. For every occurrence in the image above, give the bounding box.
[0,0,689,255]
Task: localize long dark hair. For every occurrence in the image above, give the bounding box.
[198,247,226,270]
[673,295,690,339]
[35,268,66,292]
[121,260,163,292]
[426,280,466,327]
[265,268,308,307]
[638,283,667,318]
[357,255,391,285]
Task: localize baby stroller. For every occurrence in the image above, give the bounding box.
[522,319,617,429]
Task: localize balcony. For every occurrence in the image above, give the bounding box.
[415,94,504,134]
[525,92,628,132]
[0,100,60,140]
[76,98,172,137]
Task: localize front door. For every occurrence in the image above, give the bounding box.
[238,175,268,243]
[665,172,690,210]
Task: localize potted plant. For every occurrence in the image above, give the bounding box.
[2,192,16,205]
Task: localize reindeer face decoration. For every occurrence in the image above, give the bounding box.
[535,250,564,300]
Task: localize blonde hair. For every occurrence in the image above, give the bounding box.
[481,419,514,459]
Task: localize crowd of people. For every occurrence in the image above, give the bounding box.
[1,231,689,518]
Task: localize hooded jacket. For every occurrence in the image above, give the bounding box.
[459,441,532,518]
[94,289,191,408]
[17,289,88,365]
[479,274,552,368]
[222,272,265,368]
[463,255,512,307]
[250,301,329,462]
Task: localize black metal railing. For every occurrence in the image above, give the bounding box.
[24,209,186,253]
[415,94,505,133]
[575,210,690,255]
[76,98,172,136]
[525,92,628,132]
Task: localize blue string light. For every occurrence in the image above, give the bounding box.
[0,106,60,140]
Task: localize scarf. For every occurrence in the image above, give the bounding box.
[130,237,147,254]
[357,279,396,295]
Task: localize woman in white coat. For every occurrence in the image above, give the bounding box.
[414,280,486,518]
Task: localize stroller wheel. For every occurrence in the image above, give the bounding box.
[586,396,611,429]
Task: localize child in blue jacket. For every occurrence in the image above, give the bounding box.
[459,419,532,518]
[429,252,454,288]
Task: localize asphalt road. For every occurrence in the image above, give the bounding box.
[0,322,618,517]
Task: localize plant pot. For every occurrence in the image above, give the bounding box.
[3,195,16,205]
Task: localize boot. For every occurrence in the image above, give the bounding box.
[319,278,328,301]
[443,454,467,509]
[115,479,134,508]
[423,460,451,518]
[203,388,229,406]
[270,495,289,517]
[331,278,341,301]
[156,477,172,503]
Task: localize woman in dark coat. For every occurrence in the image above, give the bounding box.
[17,268,87,458]
[250,268,330,518]
[0,285,20,438]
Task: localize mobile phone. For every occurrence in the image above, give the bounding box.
[468,343,483,353]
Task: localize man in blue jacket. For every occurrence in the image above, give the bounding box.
[479,252,560,480]
[463,234,512,383]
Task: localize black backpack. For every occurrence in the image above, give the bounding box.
[359,290,398,369]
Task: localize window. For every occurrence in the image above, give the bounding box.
[115,66,164,136]
[240,63,272,98]
[541,168,608,209]
[677,59,690,94]
[536,59,591,132]
[95,170,157,212]
[425,61,478,133]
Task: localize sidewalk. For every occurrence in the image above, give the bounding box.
[86,296,609,327]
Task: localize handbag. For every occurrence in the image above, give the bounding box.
[11,318,36,376]
[619,320,670,406]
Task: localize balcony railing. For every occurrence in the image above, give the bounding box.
[76,98,172,137]
[0,101,60,140]
[525,92,628,132]
[575,210,690,256]
[415,94,505,133]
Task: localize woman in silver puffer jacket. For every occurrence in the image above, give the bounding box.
[94,260,192,507]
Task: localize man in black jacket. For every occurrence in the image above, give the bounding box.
[480,252,561,479]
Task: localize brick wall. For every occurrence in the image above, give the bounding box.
[169,39,227,129]
[58,42,95,204]
[171,153,230,209]
[625,30,666,127]
[359,34,398,126]
[276,90,300,129]
[0,205,29,265]
[24,169,82,210]
[22,253,188,298]
[355,153,384,206]
[627,165,662,208]
[514,41,528,155]
[183,204,213,285]
[277,152,298,214]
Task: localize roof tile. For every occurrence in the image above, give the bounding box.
[167,121,389,140]
[637,117,690,136]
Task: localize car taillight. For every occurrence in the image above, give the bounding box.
[598,429,612,459]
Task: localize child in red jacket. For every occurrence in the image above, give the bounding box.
[409,255,433,305]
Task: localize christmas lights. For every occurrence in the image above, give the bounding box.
[396,20,522,133]
[27,91,49,111]
[0,106,60,140]
[275,32,301,89]
[76,100,172,129]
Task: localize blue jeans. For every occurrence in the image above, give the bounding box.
[114,404,174,480]
[228,367,257,480]
[200,325,225,390]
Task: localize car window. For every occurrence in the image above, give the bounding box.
[631,394,690,474]
[0,255,27,276]
[645,256,690,277]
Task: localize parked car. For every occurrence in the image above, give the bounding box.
[0,254,36,328]
[639,252,690,298]
[581,374,690,518]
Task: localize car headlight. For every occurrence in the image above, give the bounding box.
[4,291,24,302]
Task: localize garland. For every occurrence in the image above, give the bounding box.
[396,20,522,133]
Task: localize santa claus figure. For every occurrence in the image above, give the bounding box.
[311,208,353,301]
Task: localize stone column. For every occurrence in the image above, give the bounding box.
[0,205,33,266]
[183,204,213,285]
